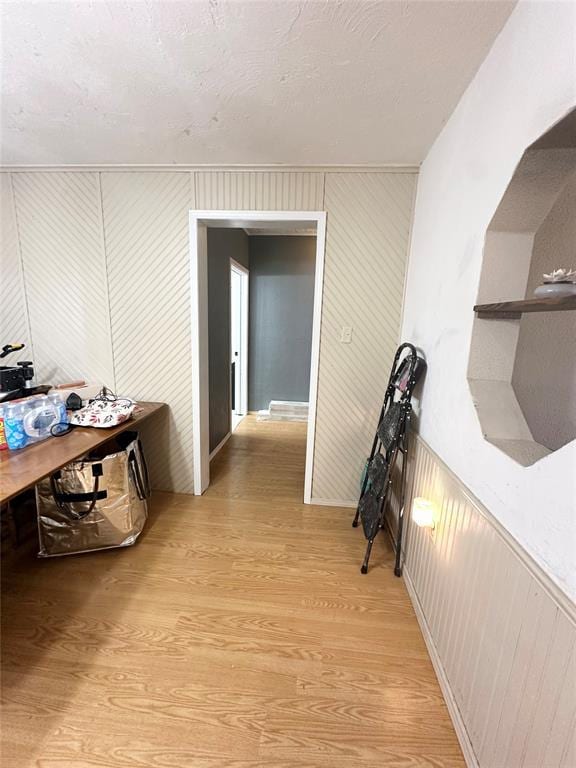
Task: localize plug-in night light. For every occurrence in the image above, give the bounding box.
[412,497,435,528]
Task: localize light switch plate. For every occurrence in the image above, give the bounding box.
[340,326,353,343]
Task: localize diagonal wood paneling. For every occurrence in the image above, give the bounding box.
[10,172,114,386]
[195,171,324,210]
[0,173,32,361]
[312,172,417,502]
[101,172,195,493]
[8,168,415,500]
[395,435,576,767]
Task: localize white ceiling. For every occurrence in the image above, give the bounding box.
[0,0,516,167]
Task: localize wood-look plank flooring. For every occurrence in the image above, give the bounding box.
[1,416,464,767]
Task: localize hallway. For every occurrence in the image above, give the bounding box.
[209,415,309,503]
[1,417,464,767]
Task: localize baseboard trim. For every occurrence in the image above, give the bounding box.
[209,432,231,461]
[309,497,356,508]
[402,564,478,768]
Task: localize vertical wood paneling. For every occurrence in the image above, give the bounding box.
[100,172,195,493]
[542,641,576,768]
[312,172,417,501]
[0,173,31,360]
[492,585,548,762]
[195,170,324,210]
[505,598,558,765]
[523,612,575,766]
[478,563,531,766]
[11,172,114,386]
[400,436,576,767]
[469,547,517,749]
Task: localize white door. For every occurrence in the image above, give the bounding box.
[230,260,249,431]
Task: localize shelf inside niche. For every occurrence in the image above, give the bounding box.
[474,295,576,319]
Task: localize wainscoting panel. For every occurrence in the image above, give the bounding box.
[10,172,115,386]
[195,170,324,210]
[100,172,195,493]
[312,171,417,502]
[0,174,31,361]
[398,436,576,767]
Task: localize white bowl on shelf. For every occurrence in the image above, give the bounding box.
[534,282,576,297]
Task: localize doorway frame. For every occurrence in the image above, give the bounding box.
[189,210,327,504]
[229,257,249,431]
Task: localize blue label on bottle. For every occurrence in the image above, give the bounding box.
[5,418,27,450]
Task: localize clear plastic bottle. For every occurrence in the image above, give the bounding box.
[5,403,27,450]
[21,398,42,444]
[22,395,59,443]
[48,392,69,426]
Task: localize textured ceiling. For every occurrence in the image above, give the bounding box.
[0,0,516,166]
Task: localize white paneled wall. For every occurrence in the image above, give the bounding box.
[11,173,114,386]
[312,172,416,502]
[0,168,416,498]
[193,170,417,501]
[394,436,576,768]
[0,174,31,360]
[195,170,324,210]
[100,172,195,493]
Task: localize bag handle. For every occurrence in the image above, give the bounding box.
[50,463,107,520]
[128,443,150,501]
[137,438,151,498]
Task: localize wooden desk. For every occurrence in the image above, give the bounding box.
[0,401,166,505]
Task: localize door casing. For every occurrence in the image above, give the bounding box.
[189,210,327,504]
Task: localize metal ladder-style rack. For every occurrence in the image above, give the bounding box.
[352,342,426,575]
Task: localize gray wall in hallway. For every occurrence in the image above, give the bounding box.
[207,228,249,453]
[248,235,316,412]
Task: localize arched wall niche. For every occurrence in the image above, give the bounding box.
[468,108,576,466]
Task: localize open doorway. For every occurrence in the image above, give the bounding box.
[190,211,326,503]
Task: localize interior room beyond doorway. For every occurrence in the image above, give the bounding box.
[207,228,317,467]
[191,211,326,502]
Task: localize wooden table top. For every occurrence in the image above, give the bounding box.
[0,401,166,505]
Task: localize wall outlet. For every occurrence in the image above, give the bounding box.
[340,326,353,343]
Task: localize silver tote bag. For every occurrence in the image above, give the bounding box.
[36,432,150,557]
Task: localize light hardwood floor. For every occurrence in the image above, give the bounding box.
[1,416,464,767]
